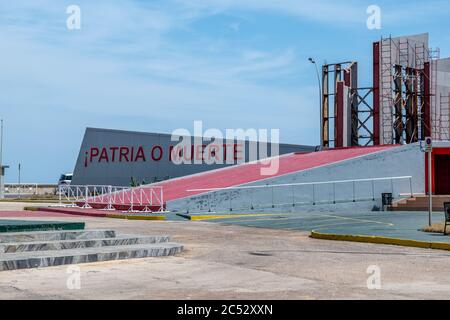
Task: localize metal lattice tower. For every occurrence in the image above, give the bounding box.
[439,93,450,140]
[380,36,394,144]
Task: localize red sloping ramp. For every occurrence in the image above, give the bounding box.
[151,145,396,202]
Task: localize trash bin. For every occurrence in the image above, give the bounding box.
[381,193,393,211]
[444,202,450,221]
[444,202,450,235]
[381,193,393,206]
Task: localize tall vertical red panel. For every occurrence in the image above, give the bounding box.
[335,81,344,148]
[344,69,350,86]
[373,42,380,145]
[423,62,431,138]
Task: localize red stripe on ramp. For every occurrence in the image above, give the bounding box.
[149,145,396,201]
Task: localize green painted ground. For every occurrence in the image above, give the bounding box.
[0,220,85,233]
[193,211,450,244]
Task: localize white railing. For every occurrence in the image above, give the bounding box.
[185,176,414,212]
[58,185,164,212]
[4,183,38,196]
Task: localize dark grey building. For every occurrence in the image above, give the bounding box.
[71,127,315,186]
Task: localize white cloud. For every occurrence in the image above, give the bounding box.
[230,50,296,76]
[0,11,313,135]
[242,50,268,61]
[171,0,366,24]
[0,0,327,182]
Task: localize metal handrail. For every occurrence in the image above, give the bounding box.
[187,176,413,192]
[183,176,415,213]
[58,184,164,212]
[4,183,39,194]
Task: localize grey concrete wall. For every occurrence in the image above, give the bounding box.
[390,33,429,68]
[168,144,428,213]
[72,127,315,186]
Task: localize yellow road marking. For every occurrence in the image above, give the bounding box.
[310,230,450,251]
[212,215,306,224]
[233,217,341,228]
[318,213,394,226]
[304,220,377,230]
[181,213,281,220]
[207,212,393,227]
[275,220,372,231]
[208,213,340,224]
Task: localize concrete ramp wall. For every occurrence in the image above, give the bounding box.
[168,143,425,213]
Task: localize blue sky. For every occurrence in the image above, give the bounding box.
[1,0,449,182]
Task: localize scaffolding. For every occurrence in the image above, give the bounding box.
[377,35,440,144]
[320,34,445,148]
[430,48,441,140]
[439,93,450,140]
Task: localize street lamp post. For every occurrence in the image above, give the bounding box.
[18,163,21,199]
[0,119,3,199]
[309,58,322,147]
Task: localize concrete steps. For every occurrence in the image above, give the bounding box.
[0,230,182,271]
[0,229,116,242]
[0,243,183,271]
[389,195,450,211]
[0,235,170,253]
